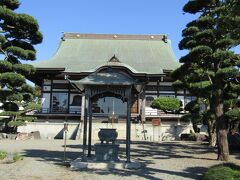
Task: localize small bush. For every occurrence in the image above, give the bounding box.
[151,97,181,112]
[202,164,240,180]
[0,151,7,160]
[13,153,23,162]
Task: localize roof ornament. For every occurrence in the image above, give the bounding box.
[61,32,66,41]
[108,54,121,63]
[64,74,70,80]
[162,35,168,43]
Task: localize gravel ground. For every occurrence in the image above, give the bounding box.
[0,139,239,180]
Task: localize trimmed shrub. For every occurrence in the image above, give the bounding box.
[202,164,240,180]
[13,153,23,162]
[0,151,7,160]
[151,97,181,112]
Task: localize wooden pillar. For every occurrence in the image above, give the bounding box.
[49,79,53,113]
[157,80,160,97]
[87,98,92,157]
[138,94,141,115]
[82,96,88,159]
[126,87,131,162]
[81,95,85,121]
[67,82,71,114]
[141,91,146,122]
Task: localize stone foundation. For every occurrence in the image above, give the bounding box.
[70,157,141,170]
[17,121,196,141]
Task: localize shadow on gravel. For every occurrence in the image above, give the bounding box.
[117,140,216,161]
[21,141,217,179]
[76,163,208,180]
[22,149,81,166]
[230,151,240,160]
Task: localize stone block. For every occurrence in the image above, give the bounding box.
[16,133,34,140]
[94,143,119,162]
[31,131,41,139]
[6,134,17,140]
[196,134,209,142]
[70,161,88,170]
[124,161,142,169]
[0,133,7,139]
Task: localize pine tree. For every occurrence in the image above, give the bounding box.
[0,0,42,132]
[172,0,240,161]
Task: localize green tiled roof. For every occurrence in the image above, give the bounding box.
[71,72,137,85]
[33,33,180,74]
[70,72,137,91]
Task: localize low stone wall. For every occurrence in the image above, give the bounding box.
[17,121,195,141]
[17,122,80,140]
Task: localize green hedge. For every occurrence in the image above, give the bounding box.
[151,97,181,112]
[0,151,7,160]
[202,164,240,180]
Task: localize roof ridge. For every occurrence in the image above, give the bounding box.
[63,33,168,42]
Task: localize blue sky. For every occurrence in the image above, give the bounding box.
[18,0,196,61]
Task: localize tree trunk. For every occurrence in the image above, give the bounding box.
[207,121,216,147]
[209,131,217,147]
[217,129,229,161]
[215,92,229,161]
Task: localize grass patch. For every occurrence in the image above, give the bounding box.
[12,153,23,162]
[202,163,240,180]
[0,151,7,160]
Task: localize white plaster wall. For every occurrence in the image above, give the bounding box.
[17,121,194,142]
[18,122,80,140]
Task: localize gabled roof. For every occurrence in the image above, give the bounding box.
[32,33,180,75]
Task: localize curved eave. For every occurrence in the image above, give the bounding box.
[34,64,174,77]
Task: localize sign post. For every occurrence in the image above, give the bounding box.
[152,119,161,142]
[63,122,68,163]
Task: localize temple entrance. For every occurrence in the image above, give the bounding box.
[92,97,127,116]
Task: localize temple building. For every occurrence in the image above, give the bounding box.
[25,33,195,141]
